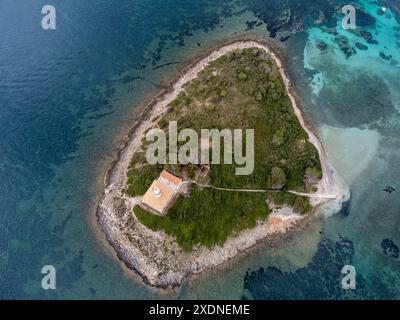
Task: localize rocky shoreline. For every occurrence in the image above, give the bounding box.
[96,38,348,289]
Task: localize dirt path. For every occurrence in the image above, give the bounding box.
[185,180,336,200]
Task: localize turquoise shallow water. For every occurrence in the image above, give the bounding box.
[0,0,399,299]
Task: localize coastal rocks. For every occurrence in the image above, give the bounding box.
[267,9,293,38]
[316,40,328,51]
[377,7,385,16]
[304,68,320,82]
[310,10,326,25]
[245,0,338,38]
[334,35,356,58]
[98,190,302,288]
[381,239,399,259]
[245,20,263,31]
[350,29,378,45]
[280,34,291,42]
[325,27,338,36]
[385,0,400,22]
[355,42,368,50]
[379,51,393,60]
[336,191,351,218]
[383,185,396,194]
[355,7,377,27]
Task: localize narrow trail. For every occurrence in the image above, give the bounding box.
[184,180,336,200]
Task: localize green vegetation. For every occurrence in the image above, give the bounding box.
[135,186,267,251]
[127,48,322,251]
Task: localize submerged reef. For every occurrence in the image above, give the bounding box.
[381,239,400,260]
[242,236,370,300]
[318,72,396,127]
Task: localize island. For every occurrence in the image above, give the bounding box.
[96,39,345,288]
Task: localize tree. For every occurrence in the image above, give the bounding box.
[271,166,287,189]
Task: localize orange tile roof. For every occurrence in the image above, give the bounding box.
[160,170,182,186]
[141,180,176,214]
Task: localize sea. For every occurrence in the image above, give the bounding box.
[0,0,399,299]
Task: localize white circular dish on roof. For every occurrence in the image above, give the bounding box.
[153,187,161,197]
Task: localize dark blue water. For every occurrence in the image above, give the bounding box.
[1,0,399,299]
[0,0,242,299]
